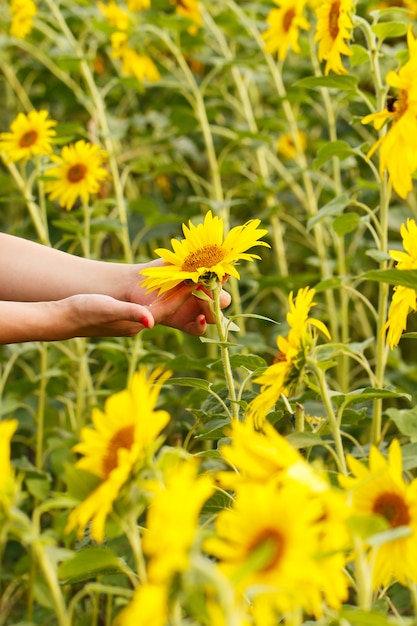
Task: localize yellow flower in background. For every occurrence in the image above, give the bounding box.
[0,110,56,163]
[339,439,417,588]
[65,369,171,543]
[205,480,330,618]
[384,218,417,348]
[9,0,37,39]
[246,287,331,428]
[143,458,213,584]
[277,130,307,159]
[97,1,129,30]
[121,50,161,83]
[262,0,310,61]
[362,27,417,198]
[314,0,354,74]
[109,33,160,83]
[173,0,202,33]
[127,0,151,9]
[45,140,109,210]
[113,583,168,626]
[217,419,306,488]
[140,210,269,294]
[0,419,18,510]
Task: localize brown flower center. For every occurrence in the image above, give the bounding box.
[67,163,88,183]
[373,492,411,528]
[282,8,296,32]
[328,1,340,40]
[182,244,226,272]
[19,130,38,148]
[249,528,285,573]
[102,424,135,477]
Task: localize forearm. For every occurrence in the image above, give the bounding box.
[0,300,71,343]
[0,234,133,302]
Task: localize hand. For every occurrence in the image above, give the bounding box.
[130,261,232,336]
[60,294,155,338]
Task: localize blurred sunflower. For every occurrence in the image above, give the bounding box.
[172,0,202,33]
[262,0,310,61]
[339,439,417,588]
[114,583,168,626]
[245,287,330,428]
[143,458,213,583]
[9,0,37,39]
[384,218,417,348]
[0,110,56,163]
[314,0,354,74]
[127,0,151,9]
[140,210,269,294]
[0,419,18,511]
[97,1,129,30]
[361,27,417,198]
[277,130,307,159]
[45,140,109,210]
[65,368,171,543]
[205,480,333,618]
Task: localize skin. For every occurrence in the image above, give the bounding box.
[0,233,231,344]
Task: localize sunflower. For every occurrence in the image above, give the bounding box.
[0,110,56,163]
[277,130,307,160]
[384,218,417,348]
[140,210,269,294]
[173,0,202,33]
[314,0,354,75]
[245,287,331,428]
[113,583,168,626]
[339,439,417,588]
[0,419,18,510]
[127,0,151,10]
[262,0,310,61]
[97,1,129,30]
[361,27,417,198]
[143,458,213,584]
[9,0,37,39]
[45,140,109,211]
[121,50,161,83]
[65,368,171,543]
[205,480,335,618]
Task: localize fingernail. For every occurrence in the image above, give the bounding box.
[140,316,151,329]
[200,316,206,326]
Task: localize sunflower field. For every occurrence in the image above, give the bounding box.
[2,0,417,624]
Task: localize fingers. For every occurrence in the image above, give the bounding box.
[183,313,207,337]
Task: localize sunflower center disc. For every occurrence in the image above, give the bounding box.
[182,244,226,271]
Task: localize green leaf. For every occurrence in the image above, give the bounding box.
[228,354,267,371]
[294,75,359,91]
[332,387,411,407]
[386,405,417,440]
[361,269,417,289]
[58,547,125,584]
[367,525,412,547]
[313,142,356,170]
[307,194,351,230]
[170,377,211,391]
[339,605,405,625]
[371,21,407,41]
[350,44,369,67]
[346,514,388,540]
[64,465,101,501]
[332,212,361,236]
[286,432,323,448]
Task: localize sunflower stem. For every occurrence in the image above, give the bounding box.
[213,283,239,420]
[309,360,347,474]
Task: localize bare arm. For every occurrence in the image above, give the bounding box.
[0,234,231,343]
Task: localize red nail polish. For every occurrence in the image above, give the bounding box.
[200,316,206,326]
[140,316,150,329]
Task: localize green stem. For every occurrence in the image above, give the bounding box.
[213,283,238,420]
[310,361,347,474]
[36,342,48,469]
[32,542,70,626]
[44,0,133,262]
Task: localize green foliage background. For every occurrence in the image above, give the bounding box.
[2,0,417,624]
